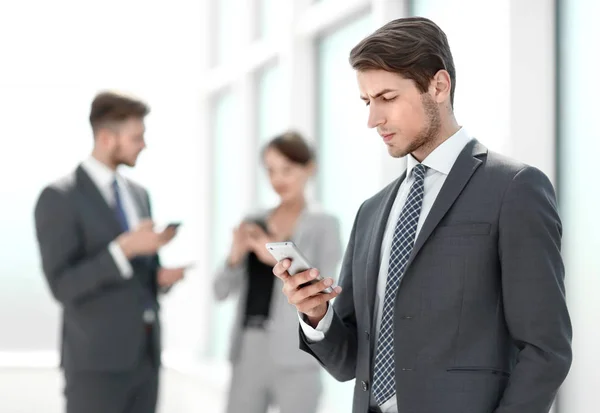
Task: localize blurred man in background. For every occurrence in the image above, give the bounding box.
[34,91,186,413]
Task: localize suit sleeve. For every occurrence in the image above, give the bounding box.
[108,240,134,278]
[313,215,343,283]
[213,259,247,301]
[495,166,572,413]
[143,189,169,294]
[34,186,127,305]
[299,205,362,382]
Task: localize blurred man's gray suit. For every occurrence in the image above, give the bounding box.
[34,164,163,413]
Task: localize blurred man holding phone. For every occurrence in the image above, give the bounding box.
[34,91,186,413]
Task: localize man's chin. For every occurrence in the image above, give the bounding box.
[387,145,409,159]
[126,155,141,167]
[119,160,136,168]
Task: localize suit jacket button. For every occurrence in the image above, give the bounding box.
[361,381,369,391]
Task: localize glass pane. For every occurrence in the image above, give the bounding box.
[411,0,510,153]
[209,90,245,359]
[215,0,244,65]
[0,86,92,352]
[316,13,374,413]
[256,63,285,208]
[557,0,600,411]
[257,0,283,40]
[318,14,377,244]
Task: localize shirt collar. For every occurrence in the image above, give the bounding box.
[81,156,118,190]
[406,127,473,177]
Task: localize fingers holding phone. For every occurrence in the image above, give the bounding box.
[117,219,178,258]
[157,222,180,245]
[276,261,341,325]
[269,243,342,326]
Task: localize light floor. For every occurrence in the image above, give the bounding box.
[0,367,224,413]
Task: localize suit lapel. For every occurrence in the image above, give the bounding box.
[403,139,487,272]
[75,166,123,237]
[364,173,406,332]
[125,180,150,220]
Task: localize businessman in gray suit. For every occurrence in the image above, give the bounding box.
[34,91,186,413]
[273,17,572,413]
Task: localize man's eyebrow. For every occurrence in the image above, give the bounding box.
[360,89,397,100]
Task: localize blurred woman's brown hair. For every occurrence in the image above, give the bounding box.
[262,131,314,166]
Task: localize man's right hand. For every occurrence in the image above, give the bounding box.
[273,259,342,328]
[116,219,177,259]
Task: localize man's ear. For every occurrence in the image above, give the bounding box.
[430,69,452,104]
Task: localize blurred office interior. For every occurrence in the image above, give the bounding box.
[0,0,597,412]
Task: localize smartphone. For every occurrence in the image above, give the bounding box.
[166,222,181,230]
[265,241,333,294]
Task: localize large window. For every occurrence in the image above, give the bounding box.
[257,0,283,41]
[316,14,375,413]
[256,63,285,208]
[214,0,244,66]
[411,0,510,153]
[557,0,600,411]
[0,87,92,352]
[317,14,378,246]
[209,90,245,359]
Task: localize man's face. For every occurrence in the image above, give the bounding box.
[107,117,146,167]
[357,69,441,159]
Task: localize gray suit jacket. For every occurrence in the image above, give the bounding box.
[300,140,572,413]
[214,206,342,368]
[34,166,163,372]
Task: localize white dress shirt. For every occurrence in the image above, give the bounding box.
[299,127,473,413]
[80,156,140,279]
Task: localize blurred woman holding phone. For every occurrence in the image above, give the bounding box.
[213,131,342,413]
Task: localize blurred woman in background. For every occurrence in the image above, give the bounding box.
[213,131,342,413]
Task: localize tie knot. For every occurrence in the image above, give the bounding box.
[413,163,428,181]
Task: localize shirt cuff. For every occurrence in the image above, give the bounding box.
[298,303,334,343]
[108,241,134,279]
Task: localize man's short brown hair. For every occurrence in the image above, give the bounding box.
[349,17,456,106]
[89,91,150,133]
